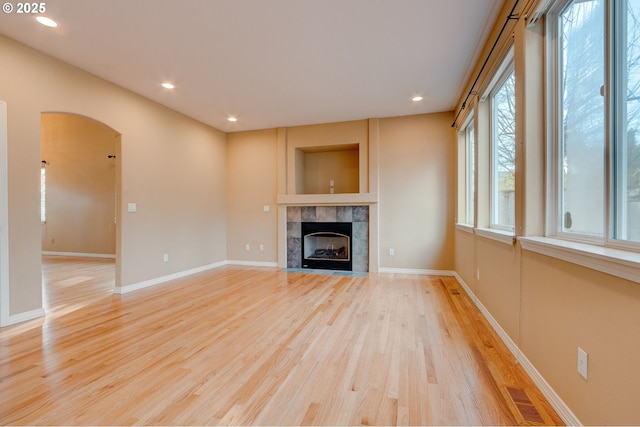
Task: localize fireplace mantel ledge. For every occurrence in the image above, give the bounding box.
[277,193,378,206]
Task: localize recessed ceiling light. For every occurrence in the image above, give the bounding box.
[227,117,238,122]
[412,96,424,102]
[36,16,58,28]
[161,82,175,89]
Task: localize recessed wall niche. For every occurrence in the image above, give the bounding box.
[284,119,369,196]
[295,144,359,194]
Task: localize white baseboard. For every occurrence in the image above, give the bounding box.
[8,307,45,325]
[378,267,457,276]
[114,261,227,294]
[114,260,279,294]
[5,260,278,324]
[453,273,520,356]
[42,251,116,259]
[516,344,583,426]
[226,260,279,268]
[453,273,582,426]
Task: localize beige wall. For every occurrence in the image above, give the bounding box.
[520,252,640,426]
[454,228,475,292]
[226,129,278,262]
[41,113,117,255]
[302,148,359,194]
[286,120,369,194]
[452,1,640,423]
[457,229,640,425]
[378,113,455,270]
[474,237,520,341]
[1,35,227,315]
[225,114,455,272]
[4,30,457,318]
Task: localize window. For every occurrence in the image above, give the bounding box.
[491,67,516,231]
[614,0,640,242]
[555,0,605,238]
[549,0,640,246]
[466,119,476,226]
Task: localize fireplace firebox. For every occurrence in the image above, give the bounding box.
[301,222,352,271]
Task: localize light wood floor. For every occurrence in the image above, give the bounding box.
[0,256,564,426]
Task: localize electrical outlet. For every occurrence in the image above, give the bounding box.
[245,243,250,251]
[163,253,169,262]
[389,248,395,256]
[577,347,588,379]
[259,244,264,252]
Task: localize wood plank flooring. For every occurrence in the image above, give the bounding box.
[0,256,564,425]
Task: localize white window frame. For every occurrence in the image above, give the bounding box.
[462,112,476,227]
[489,60,516,232]
[466,120,476,226]
[546,0,606,245]
[611,0,640,251]
[547,0,640,252]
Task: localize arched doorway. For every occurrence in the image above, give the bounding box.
[40,113,121,311]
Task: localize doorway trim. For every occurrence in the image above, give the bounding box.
[1,101,9,327]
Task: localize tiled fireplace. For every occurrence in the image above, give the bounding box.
[286,206,369,272]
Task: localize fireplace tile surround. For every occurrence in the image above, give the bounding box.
[287,206,369,272]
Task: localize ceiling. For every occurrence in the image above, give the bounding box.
[0,0,503,132]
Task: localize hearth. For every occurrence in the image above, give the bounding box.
[301,222,352,271]
[286,206,368,272]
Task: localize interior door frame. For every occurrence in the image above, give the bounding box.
[0,101,10,327]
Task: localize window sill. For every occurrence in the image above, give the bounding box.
[455,223,474,234]
[475,227,516,245]
[519,237,640,284]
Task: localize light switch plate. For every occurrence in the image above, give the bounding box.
[127,203,137,213]
[578,347,588,379]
